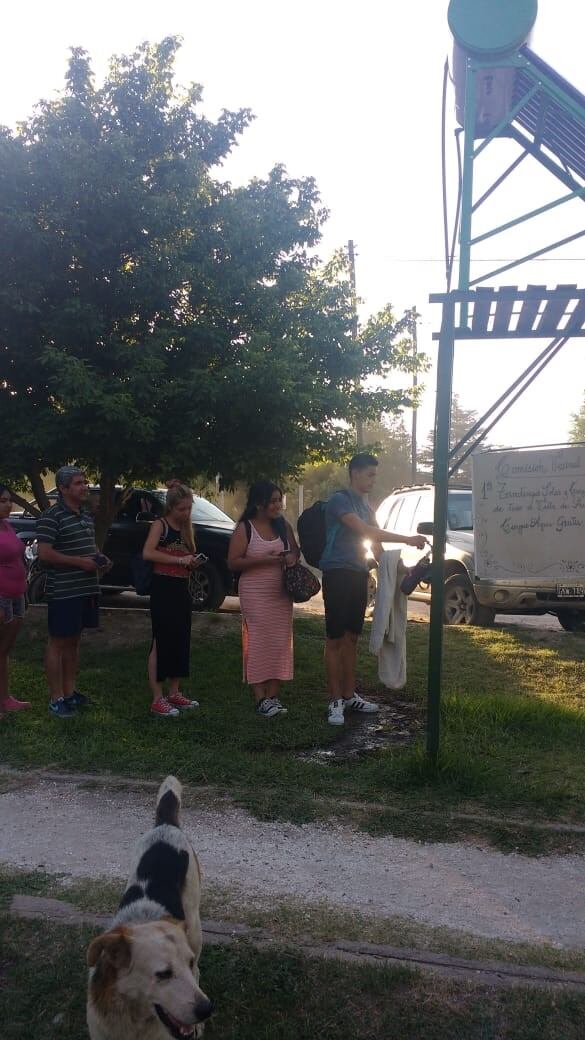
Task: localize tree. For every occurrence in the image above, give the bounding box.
[0,39,423,543]
[418,395,490,485]
[569,394,585,441]
[295,413,413,520]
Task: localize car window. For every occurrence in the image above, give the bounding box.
[384,497,405,532]
[395,494,420,535]
[376,498,394,530]
[117,491,163,521]
[191,497,233,524]
[150,492,233,525]
[447,492,473,530]
[412,493,433,531]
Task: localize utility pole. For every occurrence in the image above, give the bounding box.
[348,239,363,448]
[411,306,418,483]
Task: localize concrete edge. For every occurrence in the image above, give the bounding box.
[9,894,585,992]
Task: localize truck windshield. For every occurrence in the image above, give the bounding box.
[447,492,473,531]
[151,492,233,525]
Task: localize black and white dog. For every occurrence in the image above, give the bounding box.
[87,776,212,1040]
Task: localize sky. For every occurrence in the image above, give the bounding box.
[2,0,585,455]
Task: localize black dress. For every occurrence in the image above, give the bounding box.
[150,524,192,682]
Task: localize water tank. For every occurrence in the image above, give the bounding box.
[449,0,538,135]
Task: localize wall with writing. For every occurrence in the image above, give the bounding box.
[472,446,585,580]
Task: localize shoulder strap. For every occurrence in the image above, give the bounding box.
[155,518,168,546]
[273,515,289,550]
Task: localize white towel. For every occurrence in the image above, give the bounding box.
[369,549,407,689]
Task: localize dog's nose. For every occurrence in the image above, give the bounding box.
[195,998,213,1022]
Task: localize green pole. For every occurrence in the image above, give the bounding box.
[426,296,456,764]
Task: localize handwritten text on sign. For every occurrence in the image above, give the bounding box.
[472,446,585,580]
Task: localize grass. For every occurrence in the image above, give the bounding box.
[2,910,585,1040]
[3,865,585,975]
[1,609,585,850]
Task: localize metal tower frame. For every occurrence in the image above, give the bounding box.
[426,285,585,763]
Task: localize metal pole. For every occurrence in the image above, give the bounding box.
[458,58,477,319]
[411,306,418,482]
[348,239,363,448]
[426,295,456,764]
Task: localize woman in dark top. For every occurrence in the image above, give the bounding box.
[142,483,202,717]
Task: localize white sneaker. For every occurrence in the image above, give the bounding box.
[343,693,379,714]
[256,697,281,718]
[327,698,345,725]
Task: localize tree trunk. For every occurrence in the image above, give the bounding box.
[28,471,50,512]
[95,470,119,549]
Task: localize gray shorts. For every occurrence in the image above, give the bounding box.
[0,595,26,624]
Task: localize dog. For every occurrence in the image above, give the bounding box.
[87,776,213,1040]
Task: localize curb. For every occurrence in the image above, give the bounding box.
[10,894,585,992]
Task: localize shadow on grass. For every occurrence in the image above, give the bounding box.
[3,915,585,1040]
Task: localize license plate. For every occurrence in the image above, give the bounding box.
[557,584,585,598]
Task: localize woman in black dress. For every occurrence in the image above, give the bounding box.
[142,483,201,717]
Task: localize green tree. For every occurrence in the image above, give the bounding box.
[418,395,490,485]
[296,413,413,519]
[569,394,585,441]
[0,39,423,543]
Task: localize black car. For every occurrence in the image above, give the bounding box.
[9,487,235,611]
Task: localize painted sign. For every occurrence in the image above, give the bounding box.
[472,445,585,581]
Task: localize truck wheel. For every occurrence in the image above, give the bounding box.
[443,574,495,627]
[556,610,585,634]
[366,569,377,613]
[189,562,225,612]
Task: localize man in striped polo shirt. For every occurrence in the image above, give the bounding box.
[37,466,105,719]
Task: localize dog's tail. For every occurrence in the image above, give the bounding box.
[155,775,182,828]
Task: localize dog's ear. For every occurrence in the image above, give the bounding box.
[87,928,132,970]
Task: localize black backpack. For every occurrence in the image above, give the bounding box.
[297,500,328,568]
[298,491,353,568]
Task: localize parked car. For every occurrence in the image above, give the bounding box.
[9,487,235,612]
[375,484,585,631]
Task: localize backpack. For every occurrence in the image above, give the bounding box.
[296,501,327,568]
[298,491,354,569]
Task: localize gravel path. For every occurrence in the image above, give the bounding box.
[1,777,584,949]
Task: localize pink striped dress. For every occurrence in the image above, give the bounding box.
[238,523,293,684]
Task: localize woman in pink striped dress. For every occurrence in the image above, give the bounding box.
[228,482,299,718]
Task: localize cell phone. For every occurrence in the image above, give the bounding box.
[194,553,208,562]
[93,552,109,567]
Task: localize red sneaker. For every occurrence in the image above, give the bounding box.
[150,697,179,717]
[167,693,199,710]
[3,696,32,712]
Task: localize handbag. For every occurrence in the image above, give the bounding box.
[274,516,321,603]
[283,561,321,603]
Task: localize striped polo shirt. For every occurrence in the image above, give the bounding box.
[36,500,99,601]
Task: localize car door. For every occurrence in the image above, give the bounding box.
[103,491,161,586]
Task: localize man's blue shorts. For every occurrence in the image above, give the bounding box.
[47,595,99,638]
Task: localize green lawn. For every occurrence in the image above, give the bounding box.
[2,609,585,848]
[2,911,585,1040]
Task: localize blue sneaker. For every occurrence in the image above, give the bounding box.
[49,697,77,719]
[63,690,90,709]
